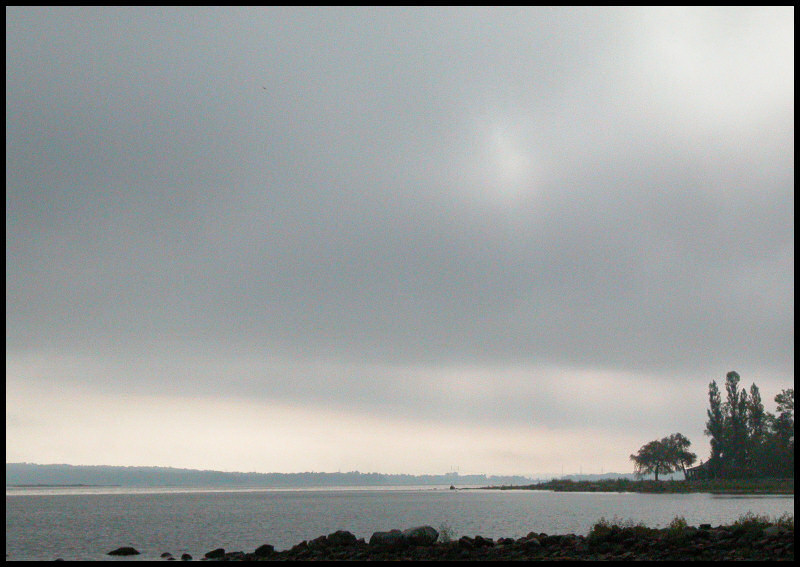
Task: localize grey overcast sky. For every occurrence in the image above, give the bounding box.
[6,7,793,476]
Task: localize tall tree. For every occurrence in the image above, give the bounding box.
[723,371,749,477]
[746,383,767,475]
[705,380,725,477]
[747,384,767,443]
[705,373,794,479]
[771,388,794,477]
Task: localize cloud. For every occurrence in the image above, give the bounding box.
[6,7,793,473]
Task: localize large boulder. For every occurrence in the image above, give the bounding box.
[369,529,405,548]
[402,525,439,546]
[204,548,226,559]
[307,535,330,550]
[253,543,275,557]
[107,546,140,556]
[326,530,358,547]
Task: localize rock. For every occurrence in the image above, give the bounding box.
[541,534,563,547]
[160,552,173,558]
[369,529,405,548]
[308,535,329,550]
[180,553,192,560]
[401,525,439,546]
[107,546,140,556]
[327,530,358,547]
[253,543,275,557]
[204,547,226,559]
[290,540,309,553]
[522,536,542,550]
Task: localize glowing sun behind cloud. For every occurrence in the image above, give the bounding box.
[488,124,532,188]
[462,117,540,207]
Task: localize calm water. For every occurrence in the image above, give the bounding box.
[5,485,794,561]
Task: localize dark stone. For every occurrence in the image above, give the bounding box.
[180,553,192,560]
[369,529,404,548]
[541,534,563,547]
[204,547,226,559]
[327,530,358,547]
[160,552,173,558]
[308,535,329,550]
[253,543,275,557]
[401,525,439,546]
[522,536,542,550]
[106,518,792,562]
[290,540,309,553]
[107,546,140,556]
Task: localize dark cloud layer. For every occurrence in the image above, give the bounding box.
[6,7,793,469]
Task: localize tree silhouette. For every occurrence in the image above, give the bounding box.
[631,434,695,481]
[704,380,725,477]
[704,373,794,479]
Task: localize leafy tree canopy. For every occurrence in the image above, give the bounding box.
[630,433,696,481]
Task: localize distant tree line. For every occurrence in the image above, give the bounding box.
[704,371,794,479]
[5,463,536,488]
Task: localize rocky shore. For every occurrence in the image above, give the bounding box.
[119,520,793,561]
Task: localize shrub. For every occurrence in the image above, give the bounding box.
[734,511,794,530]
[587,517,613,543]
[734,512,774,529]
[667,516,688,532]
[438,521,457,543]
[587,515,647,543]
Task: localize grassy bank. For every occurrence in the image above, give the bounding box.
[482,477,794,494]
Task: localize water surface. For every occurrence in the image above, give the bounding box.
[6,485,793,561]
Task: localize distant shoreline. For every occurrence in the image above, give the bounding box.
[8,483,122,488]
[479,478,794,495]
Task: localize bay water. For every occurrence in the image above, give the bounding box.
[6,485,794,561]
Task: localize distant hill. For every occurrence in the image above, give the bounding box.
[5,463,537,488]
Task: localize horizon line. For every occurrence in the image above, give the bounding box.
[6,462,643,478]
